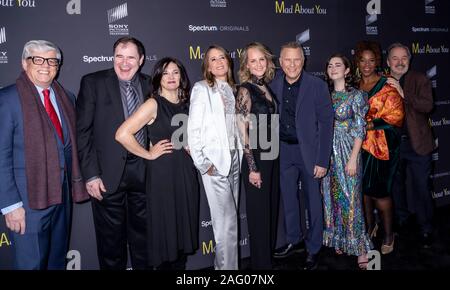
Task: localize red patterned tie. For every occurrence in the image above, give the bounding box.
[42,89,63,142]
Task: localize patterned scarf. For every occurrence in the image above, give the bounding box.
[15,71,88,209]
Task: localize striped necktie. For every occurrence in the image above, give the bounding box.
[125,81,145,147]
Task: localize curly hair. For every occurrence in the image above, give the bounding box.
[238,42,275,84]
[354,40,383,80]
[354,40,382,67]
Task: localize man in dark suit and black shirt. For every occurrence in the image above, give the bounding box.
[270,42,334,270]
[76,37,151,269]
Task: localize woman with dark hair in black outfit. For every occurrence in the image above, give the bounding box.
[116,57,199,269]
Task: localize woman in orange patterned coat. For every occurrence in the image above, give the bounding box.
[355,41,404,255]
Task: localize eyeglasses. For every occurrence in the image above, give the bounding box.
[27,56,60,66]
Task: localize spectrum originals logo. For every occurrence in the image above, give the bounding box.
[188,24,249,32]
[274,1,327,15]
[107,2,129,36]
[83,54,157,64]
[411,26,448,33]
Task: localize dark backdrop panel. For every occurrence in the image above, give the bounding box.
[0,0,448,269]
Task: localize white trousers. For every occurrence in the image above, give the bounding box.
[201,150,240,270]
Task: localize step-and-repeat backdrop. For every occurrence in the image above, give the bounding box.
[0,0,449,269]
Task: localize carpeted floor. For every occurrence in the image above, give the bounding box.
[242,205,450,270]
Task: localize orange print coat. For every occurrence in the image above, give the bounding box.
[362,84,404,160]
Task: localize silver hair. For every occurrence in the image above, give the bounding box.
[387,42,411,59]
[22,40,61,60]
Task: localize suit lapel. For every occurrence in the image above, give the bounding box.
[296,72,307,116]
[139,73,151,100]
[105,69,126,122]
[272,74,284,112]
[403,72,413,99]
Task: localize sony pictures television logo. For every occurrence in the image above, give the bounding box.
[107,2,129,36]
[365,0,380,35]
[425,0,435,14]
[0,27,8,64]
[365,14,378,35]
[296,29,311,56]
[427,65,437,88]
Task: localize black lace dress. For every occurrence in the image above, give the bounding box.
[236,81,280,269]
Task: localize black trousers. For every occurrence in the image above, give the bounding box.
[91,157,148,269]
[243,154,280,270]
[392,138,434,234]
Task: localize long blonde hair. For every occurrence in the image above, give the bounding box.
[238,42,275,84]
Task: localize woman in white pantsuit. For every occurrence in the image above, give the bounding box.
[187,45,241,270]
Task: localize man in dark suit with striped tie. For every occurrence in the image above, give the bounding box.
[76,37,151,269]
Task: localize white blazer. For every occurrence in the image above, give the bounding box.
[187,80,241,176]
